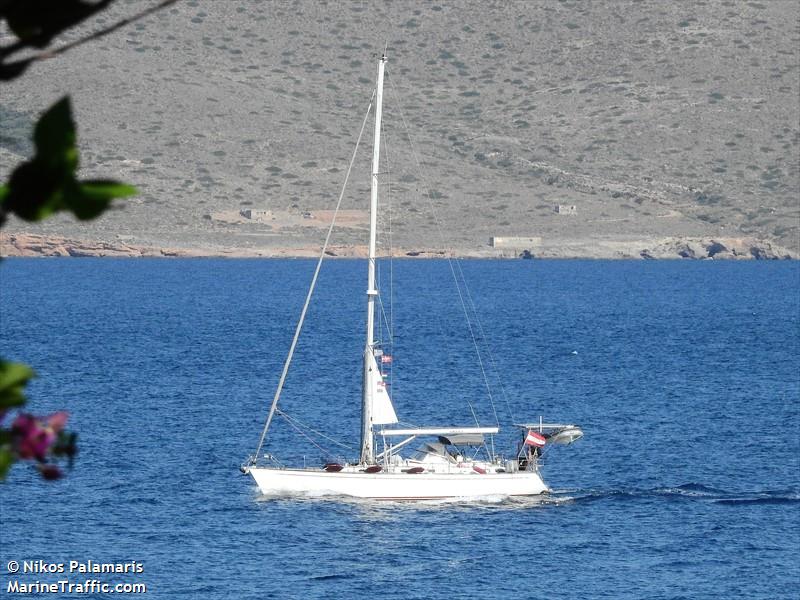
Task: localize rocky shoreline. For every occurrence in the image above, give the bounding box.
[1,233,795,260]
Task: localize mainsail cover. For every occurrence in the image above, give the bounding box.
[368,354,398,424]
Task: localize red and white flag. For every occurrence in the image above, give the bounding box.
[525,430,547,447]
[380,354,393,364]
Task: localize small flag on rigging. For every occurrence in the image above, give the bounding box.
[525,430,547,447]
[380,354,393,364]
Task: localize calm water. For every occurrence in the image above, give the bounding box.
[1,258,798,599]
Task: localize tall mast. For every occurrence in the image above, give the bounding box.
[360,53,386,464]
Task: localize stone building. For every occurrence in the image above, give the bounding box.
[489,236,542,248]
[554,205,577,215]
[240,209,272,221]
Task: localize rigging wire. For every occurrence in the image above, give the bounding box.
[277,411,339,459]
[385,99,395,399]
[454,261,517,424]
[276,409,354,451]
[386,76,499,428]
[378,105,396,398]
[249,94,375,465]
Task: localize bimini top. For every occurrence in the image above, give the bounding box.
[513,423,578,430]
[437,433,486,446]
[378,427,499,438]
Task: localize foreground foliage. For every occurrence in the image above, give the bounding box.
[0,0,145,480]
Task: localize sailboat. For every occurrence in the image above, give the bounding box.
[241,54,583,500]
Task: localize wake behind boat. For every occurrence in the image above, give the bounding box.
[242,54,583,500]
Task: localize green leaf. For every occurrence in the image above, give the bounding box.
[80,180,138,200]
[0,58,32,82]
[0,360,34,409]
[1,95,136,222]
[0,447,14,481]
[53,179,129,221]
[61,179,101,220]
[51,432,78,461]
[4,8,41,42]
[2,0,115,49]
[68,180,135,220]
[33,96,77,171]
[4,160,63,221]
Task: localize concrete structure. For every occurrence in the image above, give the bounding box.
[490,236,542,248]
[555,205,577,215]
[240,209,272,221]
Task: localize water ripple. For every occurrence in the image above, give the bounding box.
[559,483,800,506]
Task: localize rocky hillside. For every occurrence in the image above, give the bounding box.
[1,0,798,257]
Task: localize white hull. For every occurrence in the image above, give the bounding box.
[249,467,549,500]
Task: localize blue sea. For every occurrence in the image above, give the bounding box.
[1,258,798,599]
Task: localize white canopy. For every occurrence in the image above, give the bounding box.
[513,423,578,430]
[378,427,499,437]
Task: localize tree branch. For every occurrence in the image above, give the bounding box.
[0,0,181,81]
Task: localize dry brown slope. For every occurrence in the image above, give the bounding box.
[1,0,797,256]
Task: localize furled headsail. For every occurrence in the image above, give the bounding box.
[368,353,398,425]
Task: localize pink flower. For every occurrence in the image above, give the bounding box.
[11,412,68,461]
[48,411,69,433]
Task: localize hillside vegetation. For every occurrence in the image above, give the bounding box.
[1,0,798,257]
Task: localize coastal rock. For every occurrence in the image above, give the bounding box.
[1,233,795,260]
[750,244,789,260]
[638,237,795,261]
[0,2,797,257]
[676,245,696,259]
[705,241,728,258]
